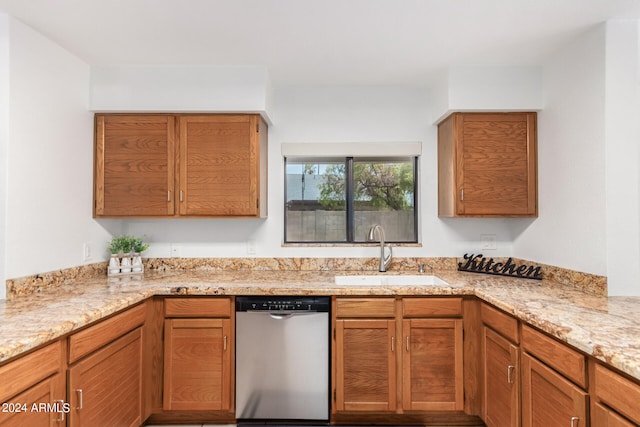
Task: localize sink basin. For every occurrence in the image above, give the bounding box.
[334,275,449,286]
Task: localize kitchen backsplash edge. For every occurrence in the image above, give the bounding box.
[5,256,607,298]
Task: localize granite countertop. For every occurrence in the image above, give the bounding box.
[0,269,639,383]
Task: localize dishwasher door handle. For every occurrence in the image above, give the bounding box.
[269,313,294,320]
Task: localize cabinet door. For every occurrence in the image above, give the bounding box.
[179,115,262,216]
[402,318,463,411]
[594,403,636,427]
[521,353,587,427]
[457,112,537,216]
[0,374,66,427]
[438,112,537,217]
[163,318,232,411]
[68,327,142,427]
[94,114,176,217]
[483,327,519,427]
[335,319,396,412]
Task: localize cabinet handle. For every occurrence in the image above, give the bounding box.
[167,191,171,202]
[571,417,580,427]
[406,336,410,352]
[223,335,227,351]
[461,189,464,201]
[55,400,65,422]
[391,336,395,352]
[75,389,83,410]
[180,191,184,202]
[507,365,515,383]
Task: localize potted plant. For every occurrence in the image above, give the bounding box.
[107,235,149,275]
[130,237,149,273]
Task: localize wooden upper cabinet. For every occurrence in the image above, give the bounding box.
[438,112,537,217]
[94,113,267,218]
[179,115,266,217]
[94,114,175,217]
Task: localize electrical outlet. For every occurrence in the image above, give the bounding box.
[170,243,181,258]
[481,234,497,251]
[83,243,92,262]
[247,240,257,255]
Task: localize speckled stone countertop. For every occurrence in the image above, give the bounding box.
[1,268,639,383]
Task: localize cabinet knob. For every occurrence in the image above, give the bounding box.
[570,416,580,427]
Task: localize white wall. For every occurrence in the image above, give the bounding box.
[513,25,608,278]
[90,65,272,121]
[5,18,116,280]
[432,66,544,123]
[604,20,640,295]
[126,86,518,259]
[0,14,9,300]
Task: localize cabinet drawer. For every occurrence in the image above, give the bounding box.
[594,364,640,424]
[164,297,232,318]
[0,341,63,402]
[69,302,146,363]
[481,303,519,343]
[335,298,396,318]
[521,324,586,388]
[402,297,462,317]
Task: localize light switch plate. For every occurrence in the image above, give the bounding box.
[481,234,497,250]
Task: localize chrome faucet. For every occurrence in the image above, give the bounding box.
[367,224,392,272]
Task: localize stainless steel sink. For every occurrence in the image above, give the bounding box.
[334,275,449,286]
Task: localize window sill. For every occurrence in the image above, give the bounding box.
[282,242,422,248]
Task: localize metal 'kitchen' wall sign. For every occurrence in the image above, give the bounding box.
[458,253,543,280]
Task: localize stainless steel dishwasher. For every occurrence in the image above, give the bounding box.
[235,296,330,422]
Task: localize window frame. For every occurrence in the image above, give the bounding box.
[284,156,419,244]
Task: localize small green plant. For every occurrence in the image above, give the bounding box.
[108,235,149,254]
[131,237,150,253]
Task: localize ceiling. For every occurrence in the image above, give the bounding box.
[0,0,639,87]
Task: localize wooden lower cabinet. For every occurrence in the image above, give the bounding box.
[335,319,396,412]
[333,297,467,420]
[521,353,587,427]
[68,327,143,427]
[0,374,66,427]
[482,326,519,427]
[163,318,232,410]
[481,304,520,427]
[402,318,463,411]
[592,363,640,425]
[161,297,234,414]
[0,341,66,427]
[593,403,636,427]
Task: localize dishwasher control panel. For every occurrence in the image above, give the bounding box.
[236,296,330,312]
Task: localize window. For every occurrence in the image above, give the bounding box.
[285,157,417,243]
